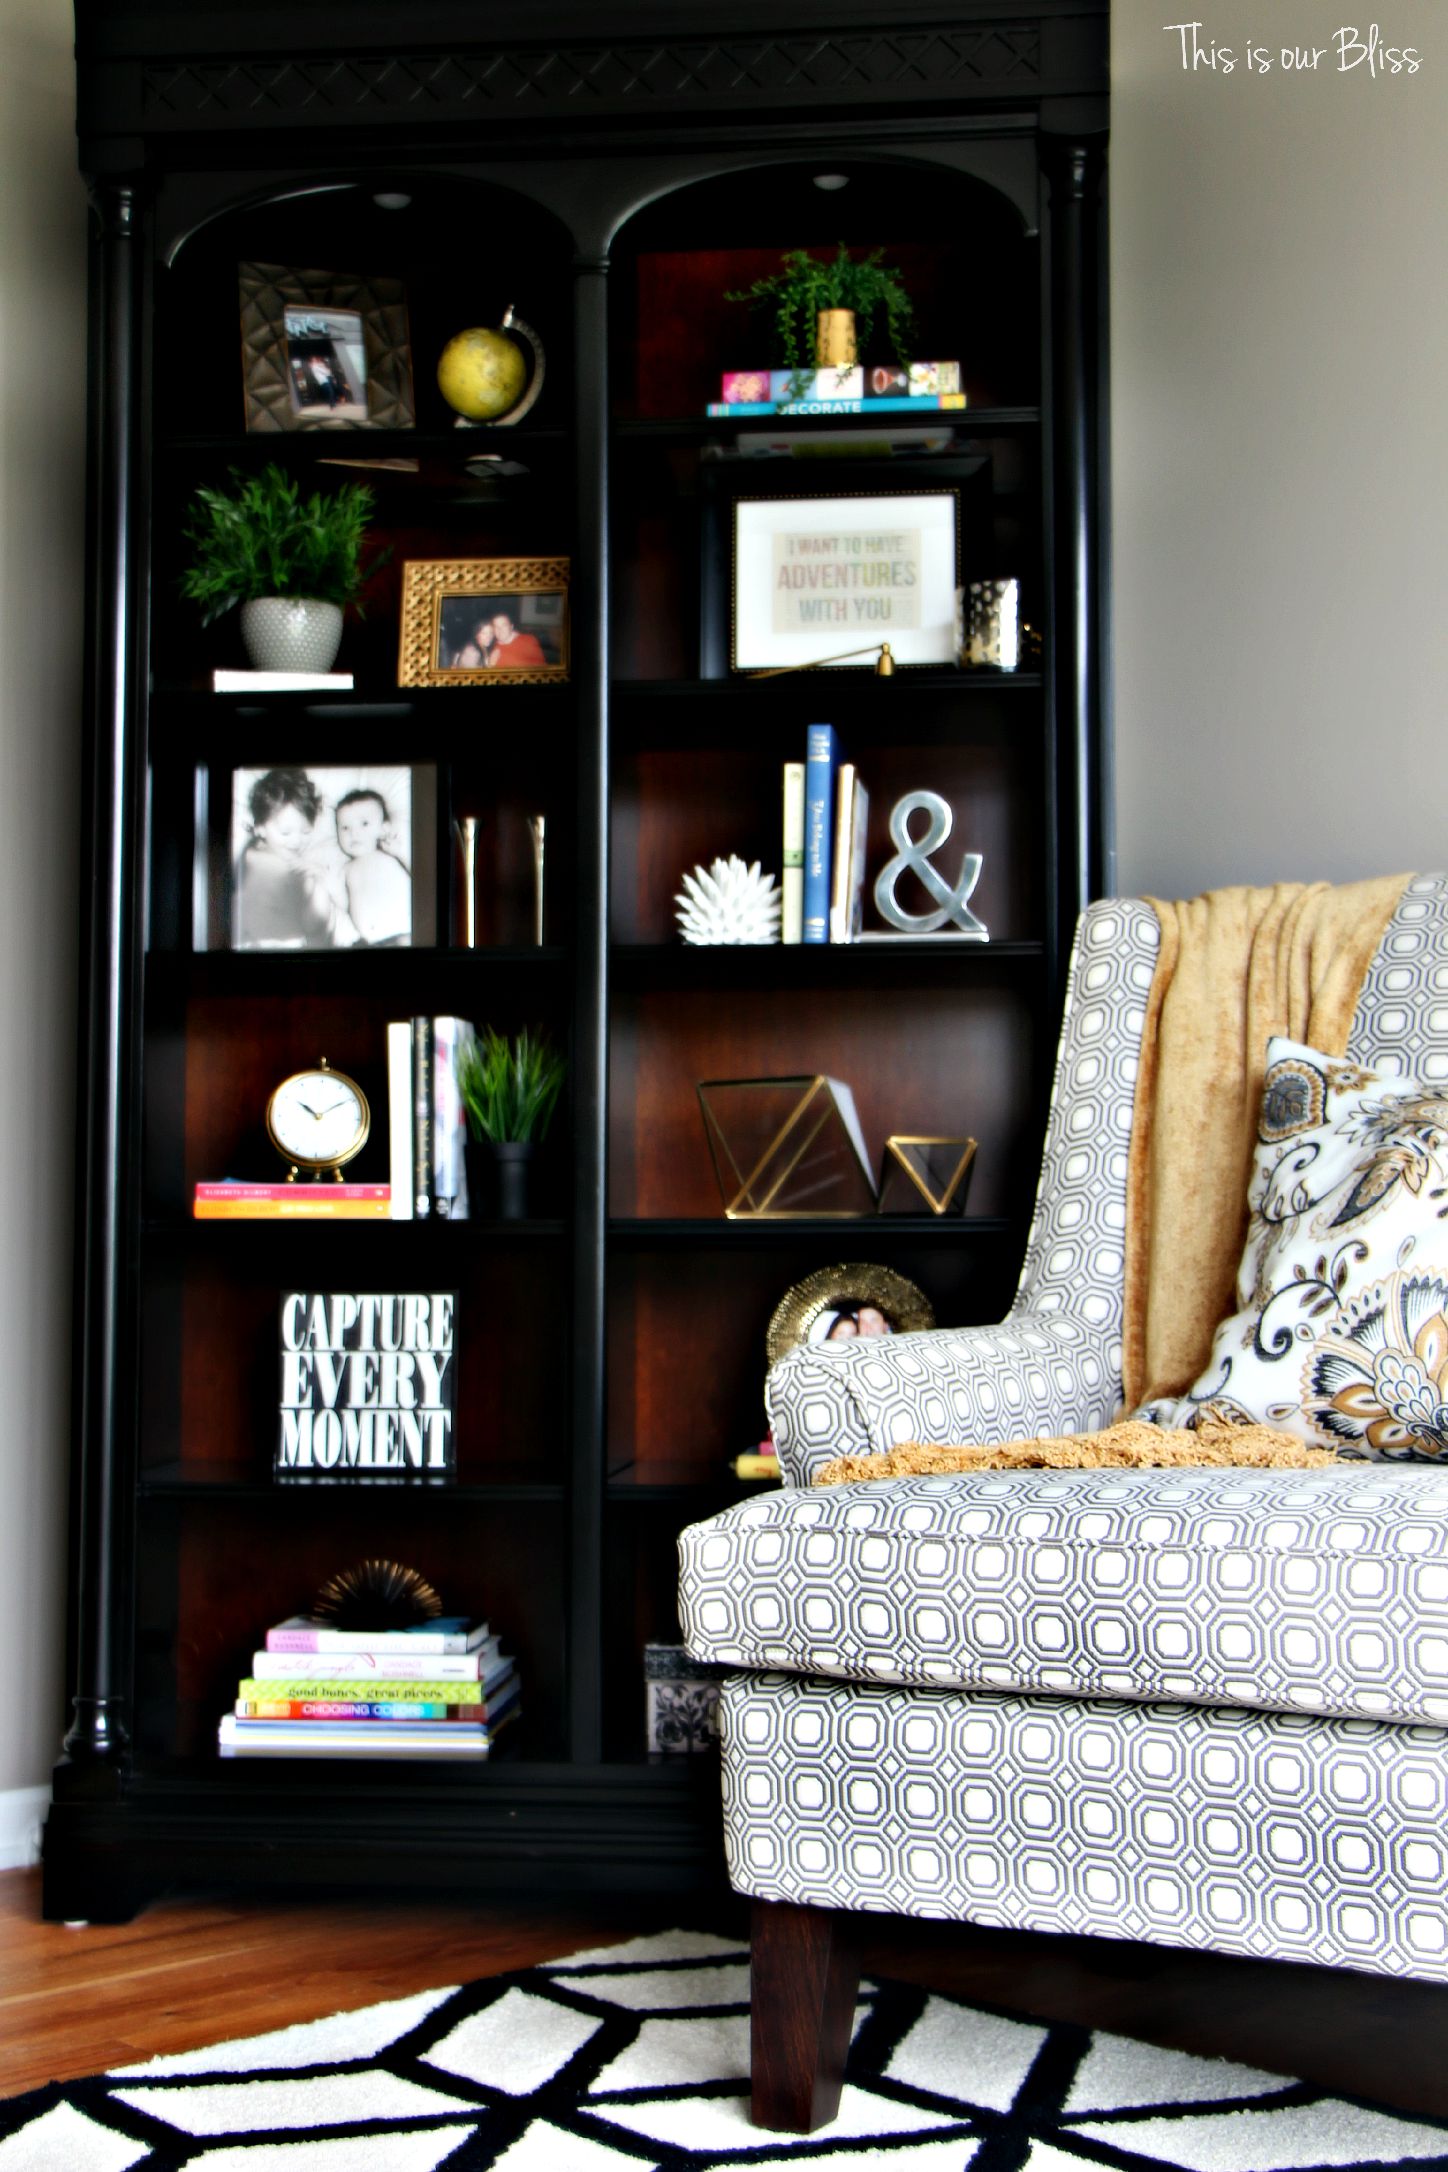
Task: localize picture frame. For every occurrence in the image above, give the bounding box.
[398,558,571,688]
[728,486,962,673]
[238,263,416,434]
[222,763,438,952]
[765,1262,935,1368]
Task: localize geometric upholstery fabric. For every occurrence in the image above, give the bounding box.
[721,1672,1448,1982]
[766,875,1448,1485]
[766,898,1159,1484]
[679,1463,1448,1727]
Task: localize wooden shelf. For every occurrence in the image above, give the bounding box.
[159,425,570,461]
[139,1461,565,1502]
[612,408,1041,441]
[146,685,574,766]
[608,1215,1018,1245]
[145,1216,568,1244]
[610,941,1042,992]
[148,948,568,1001]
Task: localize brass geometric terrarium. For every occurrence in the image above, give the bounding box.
[697,1075,877,1218]
[877,1134,978,1216]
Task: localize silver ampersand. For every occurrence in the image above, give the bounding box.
[873,791,988,936]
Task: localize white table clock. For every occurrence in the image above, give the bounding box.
[265,1058,370,1181]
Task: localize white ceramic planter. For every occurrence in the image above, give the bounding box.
[240,596,344,675]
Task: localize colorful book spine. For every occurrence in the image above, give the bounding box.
[829,764,856,945]
[248,1644,501,1682]
[412,1015,433,1220]
[238,1676,501,1703]
[803,725,838,946]
[707,393,967,418]
[265,1615,490,1655]
[386,1021,414,1221]
[193,1183,391,1220]
[432,1017,472,1219]
[218,1714,511,1755]
[781,761,805,945]
[235,1700,505,1721]
[830,770,870,944]
[719,364,962,404]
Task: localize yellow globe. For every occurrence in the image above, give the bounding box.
[437,327,529,422]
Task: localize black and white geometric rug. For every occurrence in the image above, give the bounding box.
[4,1928,1448,2170]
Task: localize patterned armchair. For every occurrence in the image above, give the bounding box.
[678,874,1448,2133]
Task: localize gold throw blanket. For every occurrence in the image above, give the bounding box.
[1121,875,1409,1410]
[814,1418,1337,1486]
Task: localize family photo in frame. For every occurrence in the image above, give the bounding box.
[227,763,437,951]
[398,558,571,687]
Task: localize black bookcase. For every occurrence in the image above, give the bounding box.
[49,0,1109,1920]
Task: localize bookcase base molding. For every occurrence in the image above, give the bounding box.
[42,1765,726,1926]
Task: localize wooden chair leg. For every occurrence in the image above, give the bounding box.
[750,1896,860,2133]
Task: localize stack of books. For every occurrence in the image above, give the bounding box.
[387,1016,473,1221]
[217,1614,519,1759]
[781,725,869,945]
[709,362,964,418]
[193,1181,391,1220]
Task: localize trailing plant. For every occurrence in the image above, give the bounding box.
[726,243,916,380]
[457,1027,567,1145]
[179,463,386,625]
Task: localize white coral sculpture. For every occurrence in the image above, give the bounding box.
[674,855,782,946]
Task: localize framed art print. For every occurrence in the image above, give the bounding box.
[239,264,416,433]
[398,558,571,687]
[730,488,961,672]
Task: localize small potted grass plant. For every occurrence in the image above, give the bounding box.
[457,1026,567,1221]
[726,242,915,389]
[180,462,384,675]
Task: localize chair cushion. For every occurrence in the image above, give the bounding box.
[1139,1037,1448,1457]
[678,1463,1448,1726]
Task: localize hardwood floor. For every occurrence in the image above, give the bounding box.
[3,1867,1446,2118]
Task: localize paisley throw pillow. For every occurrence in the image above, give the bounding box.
[1137,1036,1448,1458]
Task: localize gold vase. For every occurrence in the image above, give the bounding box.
[815,308,857,368]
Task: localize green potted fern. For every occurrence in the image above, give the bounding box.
[457,1027,567,1221]
[726,243,916,387]
[180,463,384,675]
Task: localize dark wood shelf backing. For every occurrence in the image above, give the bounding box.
[139,1461,565,1502]
[613,408,1042,442]
[608,1214,1018,1245]
[606,1461,777,1501]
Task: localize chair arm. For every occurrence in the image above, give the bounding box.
[765,1312,1119,1486]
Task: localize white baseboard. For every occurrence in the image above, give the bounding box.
[0,1786,50,1871]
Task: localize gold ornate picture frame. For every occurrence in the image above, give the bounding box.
[398,559,572,688]
[765,1262,935,1368]
[239,264,416,433]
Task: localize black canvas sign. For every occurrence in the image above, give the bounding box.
[276,1292,457,1478]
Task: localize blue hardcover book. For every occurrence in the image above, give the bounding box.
[803,724,838,945]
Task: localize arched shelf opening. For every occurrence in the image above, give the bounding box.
[608,155,1038,423]
[160,172,574,443]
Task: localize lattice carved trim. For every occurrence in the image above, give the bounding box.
[140,30,1043,125]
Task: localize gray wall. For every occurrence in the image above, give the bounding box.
[0,0,86,1856]
[1111,0,1447,896]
